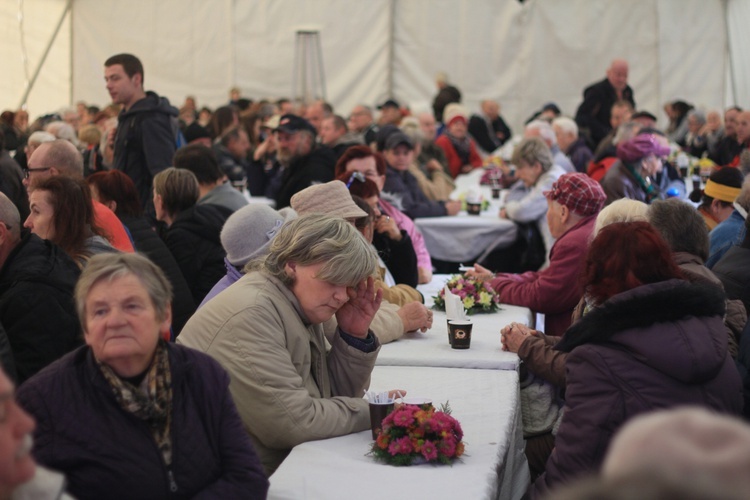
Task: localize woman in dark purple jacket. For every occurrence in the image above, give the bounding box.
[531,222,742,498]
[17,253,268,500]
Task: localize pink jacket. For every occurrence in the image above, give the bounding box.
[489,215,596,337]
[379,198,432,272]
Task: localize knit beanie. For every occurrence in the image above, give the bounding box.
[220,204,297,267]
[443,103,468,127]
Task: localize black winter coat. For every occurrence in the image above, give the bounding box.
[113,91,179,219]
[162,204,232,306]
[274,146,336,209]
[17,343,269,499]
[0,234,81,383]
[373,230,418,288]
[121,215,196,337]
[531,280,742,498]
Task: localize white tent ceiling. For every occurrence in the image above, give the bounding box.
[1,0,749,132]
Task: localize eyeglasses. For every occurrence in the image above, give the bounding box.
[22,167,51,179]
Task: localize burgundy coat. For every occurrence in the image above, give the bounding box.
[18,343,269,500]
[530,280,742,498]
[490,214,595,338]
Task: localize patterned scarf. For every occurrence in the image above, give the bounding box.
[625,162,659,203]
[447,132,472,165]
[96,341,173,467]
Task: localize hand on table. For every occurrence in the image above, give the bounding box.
[465,263,494,280]
[500,322,537,353]
[336,277,382,338]
[445,200,462,215]
[397,302,433,333]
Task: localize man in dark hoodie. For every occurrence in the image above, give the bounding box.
[105,53,180,220]
[0,192,81,383]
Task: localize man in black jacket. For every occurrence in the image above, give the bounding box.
[575,59,636,149]
[0,193,81,383]
[105,53,180,220]
[468,100,512,154]
[273,115,336,209]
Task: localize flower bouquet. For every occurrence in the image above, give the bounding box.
[370,403,464,466]
[432,274,501,314]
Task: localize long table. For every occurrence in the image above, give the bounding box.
[265,275,532,500]
[414,169,517,263]
[268,366,529,500]
[375,305,530,371]
[374,275,533,370]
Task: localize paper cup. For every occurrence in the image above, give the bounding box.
[448,319,473,349]
[401,397,434,410]
[369,401,394,439]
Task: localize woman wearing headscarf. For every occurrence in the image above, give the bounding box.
[600,133,671,205]
[17,253,269,499]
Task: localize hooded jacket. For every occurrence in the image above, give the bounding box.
[0,234,82,383]
[162,203,232,305]
[113,91,179,216]
[531,280,742,498]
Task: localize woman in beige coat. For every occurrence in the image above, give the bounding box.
[178,214,383,475]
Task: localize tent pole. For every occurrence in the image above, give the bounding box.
[386,0,395,98]
[69,0,73,106]
[723,0,736,106]
[18,0,72,108]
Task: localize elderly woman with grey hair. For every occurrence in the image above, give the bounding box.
[17,253,269,499]
[178,213,383,475]
[494,137,566,270]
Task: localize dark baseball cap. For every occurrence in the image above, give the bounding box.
[275,114,317,136]
[378,99,400,110]
[384,132,414,151]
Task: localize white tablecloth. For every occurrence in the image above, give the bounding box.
[415,169,517,263]
[268,366,529,500]
[372,275,532,371]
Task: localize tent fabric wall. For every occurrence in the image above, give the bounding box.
[1,0,70,117]
[0,0,740,133]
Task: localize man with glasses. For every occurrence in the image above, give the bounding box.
[25,140,133,252]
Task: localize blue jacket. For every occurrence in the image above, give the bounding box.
[707,209,747,268]
[199,258,244,308]
[17,343,269,500]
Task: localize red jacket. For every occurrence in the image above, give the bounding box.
[434,135,482,178]
[489,214,595,337]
